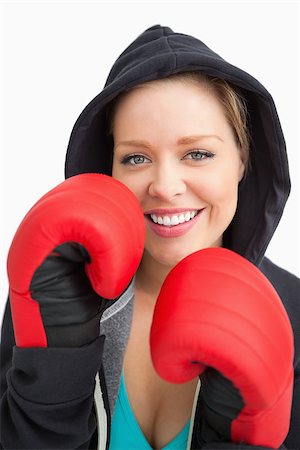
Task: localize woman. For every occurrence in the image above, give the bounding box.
[1,25,299,449]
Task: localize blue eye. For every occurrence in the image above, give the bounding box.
[184,150,215,161]
[121,154,151,165]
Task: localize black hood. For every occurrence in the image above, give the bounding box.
[65,24,290,266]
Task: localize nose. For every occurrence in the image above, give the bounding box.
[148,166,186,201]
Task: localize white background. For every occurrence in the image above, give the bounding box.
[1,1,299,322]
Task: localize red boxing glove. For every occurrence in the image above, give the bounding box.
[150,248,294,448]
[7,174,145,348]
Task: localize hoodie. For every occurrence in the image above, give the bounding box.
[1,24,299,450]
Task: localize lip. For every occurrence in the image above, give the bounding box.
[145,208,205,238]
[144,207,199,215]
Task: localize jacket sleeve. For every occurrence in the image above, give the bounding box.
[0,298,103,449]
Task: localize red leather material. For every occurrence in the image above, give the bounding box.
[150,247,294,448]
[7,174,145,348]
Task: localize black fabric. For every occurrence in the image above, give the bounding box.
[0,328,104,449]
[198,368,245,443]
[1,24,299,450]
[31,242,109,346]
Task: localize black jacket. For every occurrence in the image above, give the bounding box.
[1,24,299,449]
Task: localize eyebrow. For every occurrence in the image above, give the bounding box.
[115,135,223,150]
[177,135,224,144]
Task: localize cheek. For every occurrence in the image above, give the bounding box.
[197,170,240,217]
[112,169,146,204]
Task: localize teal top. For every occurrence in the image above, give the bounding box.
[109,370,191,449]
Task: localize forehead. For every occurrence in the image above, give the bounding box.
[112,79,231,142]
[115,78,221,112]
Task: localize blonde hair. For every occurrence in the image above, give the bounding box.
[106,71,250,170]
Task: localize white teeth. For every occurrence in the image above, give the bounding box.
[163,216,171,226]
[150,210,199,227]
[171,215,179,226]
[179,214,185,223]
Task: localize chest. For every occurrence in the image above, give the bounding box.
[123,296,198,449]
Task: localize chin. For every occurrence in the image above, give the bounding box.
[150,244,201,269]
[151,237,223,268]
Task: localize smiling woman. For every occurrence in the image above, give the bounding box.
[1,24,299,450]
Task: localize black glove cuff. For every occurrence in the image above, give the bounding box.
[45,311,102,347]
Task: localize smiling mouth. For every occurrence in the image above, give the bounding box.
[146,210,201,227]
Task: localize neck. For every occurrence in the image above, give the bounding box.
[135,251,173,302]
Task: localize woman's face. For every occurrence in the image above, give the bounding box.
[112,80,245,268]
